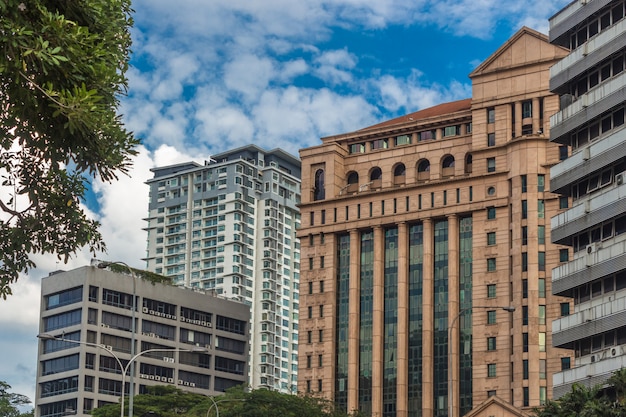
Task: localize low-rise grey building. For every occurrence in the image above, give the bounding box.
[35,265,250,417]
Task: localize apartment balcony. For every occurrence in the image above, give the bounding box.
[551,19,626,92]
[552,235,626,295]
[551,178,626,243]
[550,0,611,45]
[551,72,626,143]
[553,346,626,398]
[550,127,626,193]
[552,290,626,347]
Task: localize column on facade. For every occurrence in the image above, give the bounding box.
[514,101,522,139]
[396,222,409,417]
[447,214,460,417]
[348,229,361,412]
[372,226,384,416]
[422,218,434,417]
[505,102,513,142]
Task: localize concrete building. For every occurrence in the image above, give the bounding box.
[548,0,626,398]
[144,145,301,393]
[35,265,249,417]
[297,28,573,417]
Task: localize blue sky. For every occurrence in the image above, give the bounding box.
[0,0,570,409]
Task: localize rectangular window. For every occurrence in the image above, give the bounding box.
[487,157,496,173]
[395,135,411,146]
[349,143,365,154]
[538,174,545,192]
[538,226,545,245]
[538,252,546,271]
[487,310,496,324]
[540,359,547,379]
[521,175,527,193]
[370,139,388,150]
[487,258,496,271]
[539,332,546,352]
[319,305,324,318]
[522,226,528,246]
[559,145,568,160]
[560,302,570,316]
[540,386,547,405]
[320,256,325,269]
[487,232,496,245]
[539,305,546,325]
[522,280,528,298]
[487,133,495,147]
[523,333,529,352]
[444,125,460,137]
[487,363,496,377]
[561,357,571,370]
[523,359,529,379]
[538,199,545,218]
[487,337,497,351]
[560,196,569,209]
[523,387,529,407]
[487,207,496,220]
[538,278,546,298]
[521,200,527,219]
[522,100,532,118]
[522,252,528,272]
[487,284,496,298]
[522,306,528,325]
[487,107,496,123]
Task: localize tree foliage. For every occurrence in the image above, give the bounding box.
[534,368,626,417]
[0,0,138,298]
[91,385,370,417]
[0,381,34,417]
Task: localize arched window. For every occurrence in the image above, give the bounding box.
[345,171,359,194]
[465,154,473,174]
[370,167,382,190]
[313,169,325,201]
[417,159,430,181]
[393,163,406,186]
[442,155,455,178]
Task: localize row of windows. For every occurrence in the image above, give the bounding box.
[568,1,626,50]
[569,106,625,150]
[571,213,626,252]
[486,278,548,300]
[347,124,471,154]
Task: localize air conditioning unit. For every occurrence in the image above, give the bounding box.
[616,172,625,185]
[587,243,599,254]
[142,307,149,313]
[184,381,190,386]
[149,375,155,380]
[180,316,185,321]
[190,382,196,387]
[207,322,212,328]
[168,378,174,383]
[172,316,177,320]
[201,321,207,327]
[161,376,167,382]
[149,310,155,315]
[611,348,618,357]
[149,333,156,338]
[165,314,172,319]
[591,354,596,363]
[178,380,184,385]
[105,345,113,351]
[140,374,148,379]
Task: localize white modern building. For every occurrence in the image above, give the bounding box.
[548,0,626,398]
[144,145,301,393]
[35,265,250,417]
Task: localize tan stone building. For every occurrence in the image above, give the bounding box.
[297,28,573,417]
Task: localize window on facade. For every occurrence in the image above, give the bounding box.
[560,302,570,317]
[559,196,568,209]
[465,154,473,174]
[521,200,527,219]
[487,107,496,123]
[370,139,388,150]
[487,157,496,173]
[538,199,545,218]
[561,357,571,370]
[539,305,546,325]
[487,133,495,147]
[418,130,436,141]
[538,252,546,271]
[417,160,430,172]
[538,174,545,192]
[395,135,411,146]
[487,258,496,271]
[559,145,568,160]
[522,252,528,272]
[540,359,547,380]
[487,310,496,325]
[349,143,365,154]
[313,169,325,201]
[522,100,532,118]
[487,207,496,220]
[539,278,546,298]
[444,125,460,137]
[522,226,528,246]
[487,337,496,351]
[307,306,312,319]
[523,359,529,379]
[522,280,528,298]
[539,332,546,352]
[523,387,529,407]
[521,175,527,193]
[487,284,496,298]
[487,363,496,377]
[522,306,528,325]
[487,232,496,245]
[523,333,529,352]
[538,225,545,245]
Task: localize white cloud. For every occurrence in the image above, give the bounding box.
[223,54,275,101]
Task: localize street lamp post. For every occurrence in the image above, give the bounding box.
[447,305,515,417]
[39,334,207,417]
[93,260,138,417]
[205,397,246,417]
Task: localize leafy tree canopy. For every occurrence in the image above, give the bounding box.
[0,0,138,298]
[91,385,370,417]
[0,381,34,417]
[535,368,626,417]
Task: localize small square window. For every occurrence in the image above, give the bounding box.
[560,302,570,316]
[560,249,569,262]
[487,232,496,245]
[487,258,496,271]
[487,207,496,219]
[561,357,571,370]
[559,196,568,209]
